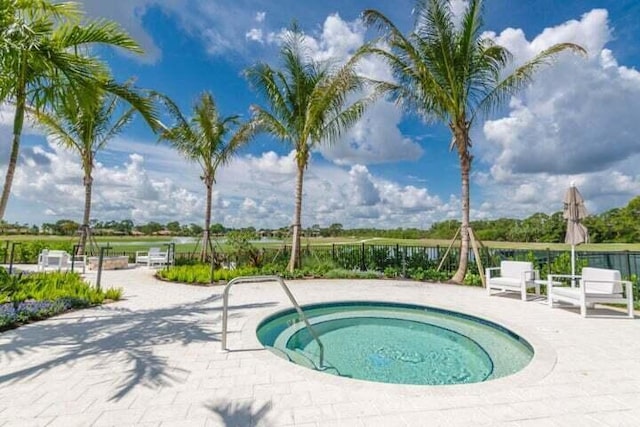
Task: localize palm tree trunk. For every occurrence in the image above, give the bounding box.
[287,164,305,272]
[200,179,213,262]
[0,78,27,220]
[452,124,472,284]
[79,172,93,255]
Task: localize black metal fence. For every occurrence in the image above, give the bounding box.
[3,238,637,279]
[100,243,640,279]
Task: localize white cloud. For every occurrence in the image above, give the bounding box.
[266,14,424,166]
[76,0,164,63]
[318,99,424,165]
[476,9,640,217]
[246,28,263,43]
[349,165,380,206]
[255,12,266,23]
[80,0,270,61]
[10,141,207,224]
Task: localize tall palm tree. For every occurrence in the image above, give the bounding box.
[156,92,253,262]
[245,26,372,272]
[0,0,146,220]
[363,0,585,282]
[33,82,154,255]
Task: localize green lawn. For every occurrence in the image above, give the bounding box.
[0,235,638,253]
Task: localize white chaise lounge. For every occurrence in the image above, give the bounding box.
[548,267,634,318]
[486,260,540,301]
[37,249,70,272]
[135,247,169,267]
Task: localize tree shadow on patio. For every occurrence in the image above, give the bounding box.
[0,295,276,400]
[207,400,271,427]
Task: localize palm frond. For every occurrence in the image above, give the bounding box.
[250,106,290,142]
[53,20,142,53]
[30,106,80,152]
[474,42,586,122]
[100,80,159,131]
[96,106,136,151]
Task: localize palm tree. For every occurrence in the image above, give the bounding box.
[362,0,585,282]
[245,26,372,272]
[33,82,154,255]
[0,0,146,220]
[156,92,253,262]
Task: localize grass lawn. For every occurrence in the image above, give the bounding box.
[0,235,638,253]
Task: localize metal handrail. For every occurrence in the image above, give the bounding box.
[221,275,324,367]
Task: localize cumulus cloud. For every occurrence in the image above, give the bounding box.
[349,165,380,206]
[80,0,273,61]
[246,28,263,43]
[10,141,206,224]
[264,14,424,166]
[475,9,640,217]
[77,0,164,63]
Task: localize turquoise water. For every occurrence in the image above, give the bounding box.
[256,302,533,385]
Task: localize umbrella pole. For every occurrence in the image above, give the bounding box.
[571,244,576,287]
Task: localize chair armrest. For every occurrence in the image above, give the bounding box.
[547,274,580,290]
[522,270,539,281]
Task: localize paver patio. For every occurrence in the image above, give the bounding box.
[0,266,638,426]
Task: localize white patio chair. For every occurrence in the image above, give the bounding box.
[486,260,540,301]
[136,247,168,267]
[548,267,634,318]
[37,249,70,272]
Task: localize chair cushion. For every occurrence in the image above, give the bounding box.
[500,261,533,280]
[580,267,622,294]
[489,277,523,288]
[551,286,623,300]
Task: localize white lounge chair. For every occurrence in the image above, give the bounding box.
[548,267,634,318]
[37,249,70,272]
[135,247,169,267]
[486,260,540,301]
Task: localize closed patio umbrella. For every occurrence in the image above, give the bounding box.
[563,182,589,279]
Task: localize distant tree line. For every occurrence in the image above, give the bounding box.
[426,196,640,244]
[1,196,638,243]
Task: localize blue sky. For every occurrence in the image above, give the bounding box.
[1,0,639,230]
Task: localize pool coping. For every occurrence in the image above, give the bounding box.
[236,294,558,397]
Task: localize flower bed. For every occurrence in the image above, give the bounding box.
[0,268,122,331]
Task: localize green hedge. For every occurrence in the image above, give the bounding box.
[0,268,122,330]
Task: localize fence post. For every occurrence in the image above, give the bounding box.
[361,243,366,271]
[210,254,216,284]
[8,242,20,274]
[546,248,551,276]
[626,251,632,279]
[3,240,9,264]
[332,244,335,262]
[96,245,111,291]
[402,246,407,278]
[396,244,400,269]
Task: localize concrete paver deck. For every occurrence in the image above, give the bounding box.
[0,266,638,426]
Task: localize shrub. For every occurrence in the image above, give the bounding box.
[408,268,449,282]
[630,274,639,304]
[157,264,261,284]
[0,267,111,330]
[463,273,483,287]
[323,269,381,279]
[104,287,124,301]
[384,266,399,278]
